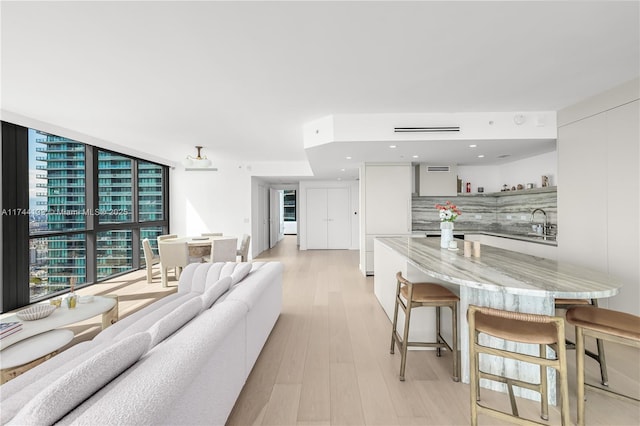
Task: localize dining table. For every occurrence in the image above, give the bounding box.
[163,235,237,258]
[373,236,623,404]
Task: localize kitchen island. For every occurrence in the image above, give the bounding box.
[374,236,622,403]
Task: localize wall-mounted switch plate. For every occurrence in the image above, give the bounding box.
[520,215,528,220]
[506,215,512,220]
[475,215,481,219]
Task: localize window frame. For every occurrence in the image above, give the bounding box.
[1,121,170,312]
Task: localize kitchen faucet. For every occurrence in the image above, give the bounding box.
[530,208,547,234]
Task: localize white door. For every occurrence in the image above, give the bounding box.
[306,188,328,249]
[327,188,350,249]
[306,187,350,249]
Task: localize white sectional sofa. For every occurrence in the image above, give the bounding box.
[0,261,283,426]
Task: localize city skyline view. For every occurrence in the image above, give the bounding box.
[27,129,165,301]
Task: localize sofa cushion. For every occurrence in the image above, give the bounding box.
[148,297,203,348]
[57,301,249,426]
[94,292,198,343]
[8,332,151,426]
[201,276,233,310]
[226,262,283,310]
[230,262,252,284]
[0,341,99,425]
[176,262,201,293]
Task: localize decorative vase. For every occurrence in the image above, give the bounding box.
[440,221,454,249]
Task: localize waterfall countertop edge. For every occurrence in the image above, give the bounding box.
[375,237,621,299]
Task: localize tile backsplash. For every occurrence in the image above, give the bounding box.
[412,188,557,235]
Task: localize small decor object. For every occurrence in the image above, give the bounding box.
[541,175,550,187]
[49,298,62,308]
[477,187,484,193]
[473,241,481,257]
[517,184,524,190]
[436,201,461,249]
[463,240,472,257]
[16,304,57,321]
[67,277,77,309]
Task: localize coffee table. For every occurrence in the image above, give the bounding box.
[0,295,118,350]
[0,295,118,382]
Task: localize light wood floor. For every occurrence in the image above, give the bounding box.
[45,235,640,425]
[227,235,640,426]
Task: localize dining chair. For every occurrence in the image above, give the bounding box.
[158,241,190,287]
[142,238,160,283]
[204,237,238,263]
[157,234,177,241]
[237,234,251,262]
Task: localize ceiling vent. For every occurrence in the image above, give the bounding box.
[394,126,460,133]
[426,166,451,172]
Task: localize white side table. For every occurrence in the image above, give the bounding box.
[0,329,74,383]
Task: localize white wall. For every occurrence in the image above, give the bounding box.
[170,162,252,242]
[457,150,558,194]
[171,159,312,260]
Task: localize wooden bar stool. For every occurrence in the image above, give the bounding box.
[468,305,570,426]
[390,272,459,382]
[555,298,608,385]
[566,306,640,426]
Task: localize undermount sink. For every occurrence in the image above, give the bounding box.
[526,232,556,241]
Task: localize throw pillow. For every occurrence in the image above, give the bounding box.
[201,276,232,310]
[9,332,151,426]
[230,262,252,284]
[148,297,202,348]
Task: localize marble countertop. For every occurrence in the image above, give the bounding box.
[376,237,621,298]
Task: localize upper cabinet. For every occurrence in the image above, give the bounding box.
[417,164,458,196]
[364,164,413,235]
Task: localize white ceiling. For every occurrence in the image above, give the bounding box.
[2,1,639,182]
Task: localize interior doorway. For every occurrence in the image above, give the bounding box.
[283,190,297,235]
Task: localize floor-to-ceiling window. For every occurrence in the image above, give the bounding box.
[28,130,87,299]
[2,122,169,312]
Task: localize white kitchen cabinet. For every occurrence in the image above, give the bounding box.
[306,187,351,249]
[361,163,412,274]
[558,79,639,315]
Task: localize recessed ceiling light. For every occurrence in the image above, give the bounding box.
[469,144,477,148]
[345,156,352,160]
[340,168,345,172]
[412,155,419,159]
[389,145,397,149]
[478,154,485,158]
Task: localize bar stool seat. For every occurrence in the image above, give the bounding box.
[390,272,460,382]
[566,306,640,426]
[555,298,608,385]
[468,305,570,426]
